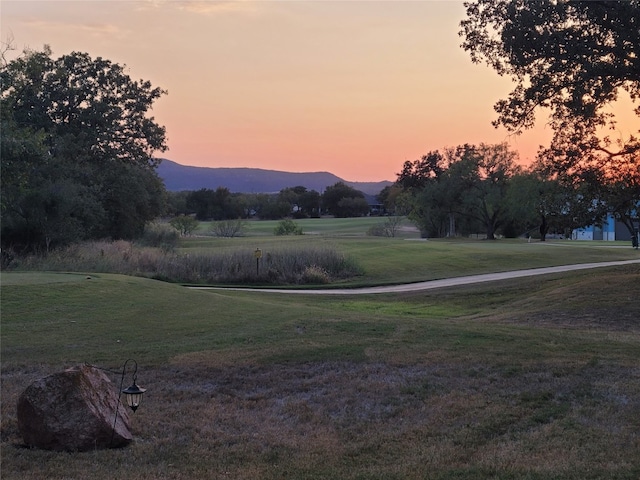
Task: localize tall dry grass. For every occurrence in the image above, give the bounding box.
[11,240,362,285]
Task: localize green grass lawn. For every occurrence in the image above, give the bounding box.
[179,233,640,287]
[2,226,640,479]
[196,216,417,237]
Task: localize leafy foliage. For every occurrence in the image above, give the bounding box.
[210,219,247,238]
[460,1,640,235]
[460,1,639,144]
[277,186,321,218]
[376,184,406,215]
[1,47,168,252]
[448,144,520,239]
[322,182,369,218]
[506,171,599,240]
[138,222,180,251]
[169,215,200,236]
[185,187,246,221]
[398,143,520,239]
[397,151,446,190]
[535,139,640,237]
[366,216,405,238]
[274,219,303,236]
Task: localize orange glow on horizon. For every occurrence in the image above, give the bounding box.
[2,1,637,182]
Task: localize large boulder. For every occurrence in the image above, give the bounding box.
[17,364,133,451]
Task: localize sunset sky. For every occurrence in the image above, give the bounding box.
[2,0,636,181]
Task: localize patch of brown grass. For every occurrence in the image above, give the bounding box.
[481,266,640,333]
[3,357,639,479]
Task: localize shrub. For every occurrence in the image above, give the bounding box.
[211,219,247,238]
[366,216,405,238]
[138,222,180,251]
[301,265,330,284]
[274,219,303,236]
[169,215,199,236]
[1,249,17,270]
[367,224,387,237]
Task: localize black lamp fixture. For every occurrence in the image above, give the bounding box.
[109,358,147,447]
[119,359,146,412]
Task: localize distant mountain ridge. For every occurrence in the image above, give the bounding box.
[157,159,392,196]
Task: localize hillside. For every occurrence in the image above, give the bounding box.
[157,159,392,196]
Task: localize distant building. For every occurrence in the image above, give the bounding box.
[572,213,639,241]
[572,213,616,240]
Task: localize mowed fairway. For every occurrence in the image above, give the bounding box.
[2,228,640,479]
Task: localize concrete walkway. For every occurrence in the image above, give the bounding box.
[190,259,640,295]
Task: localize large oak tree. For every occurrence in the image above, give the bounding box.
[460,0,640,237]
[396,144,520,239]
[1,47,168,252]
[460,0,638,147]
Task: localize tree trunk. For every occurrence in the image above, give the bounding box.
[448,212,456,237]
[539,214,548,242]
[486,222,496,240]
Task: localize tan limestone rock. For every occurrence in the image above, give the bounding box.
[17,364,133,451]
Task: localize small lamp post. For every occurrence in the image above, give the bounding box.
[122,379,146,413]
[254,248,262,276]
[119,359,146,412]
[110,359,147,447]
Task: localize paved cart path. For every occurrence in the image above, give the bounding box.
[189,259,640,295]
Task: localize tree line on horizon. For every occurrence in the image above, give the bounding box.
[380,141,637,241]
[165,182,371,223]
[1,0,638,255]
